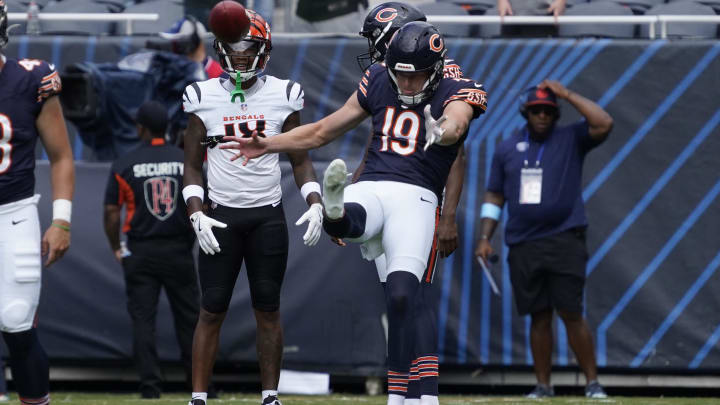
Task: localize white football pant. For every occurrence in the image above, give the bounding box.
[0,195,42,333]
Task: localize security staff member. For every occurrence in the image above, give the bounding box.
[475,80,612,399]
[103,101,199,399]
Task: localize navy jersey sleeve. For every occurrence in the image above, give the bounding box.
[487,145,505,193]
[25,60,62,105]
[104,164,121,206]
[356,64,384,113]
[443,58,463,79]
[356,68,372,113]
[442,78,488,119]
[572,119,603,153]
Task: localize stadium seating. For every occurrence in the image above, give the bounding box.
[438,0,497,14]
[40,0,117,34]
[669,0,720,14]
[641,1,718,38]
[122,0,183,35]
[592,0,667,15]
[560,1,636,37]
[417,2,474,36]
[478,6,502,37]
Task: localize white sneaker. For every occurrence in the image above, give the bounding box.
[0,394,9,402]
[322,159,348,220]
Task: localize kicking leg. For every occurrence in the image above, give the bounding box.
[321,160,383,242]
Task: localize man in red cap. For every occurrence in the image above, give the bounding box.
[476,80,613,399]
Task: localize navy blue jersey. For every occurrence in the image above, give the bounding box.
[104,138,193,242]
[0,58,61,205]
[487,120,602,245]
[356,63,487,197]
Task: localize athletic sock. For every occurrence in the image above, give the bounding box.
[387,393,406,405]
[420,395,439,405]
[191,392,207,403]
[405,357,420,402]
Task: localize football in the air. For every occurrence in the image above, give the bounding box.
[209,0,251,43]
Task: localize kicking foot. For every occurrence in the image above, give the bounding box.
[323,159,348,220]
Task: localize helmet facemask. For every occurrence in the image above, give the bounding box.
[388,58,444,107]
[214,38,270,82]
[357,22,395,71]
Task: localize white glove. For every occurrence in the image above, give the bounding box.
[295,203,323,246]
[189,211,227,255]
[423,104,447,151]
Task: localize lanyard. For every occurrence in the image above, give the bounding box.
[523,130,545,167]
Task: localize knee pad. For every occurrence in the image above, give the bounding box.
[1,299,35,333]
[201,287,232,314]
[0,240,41,333]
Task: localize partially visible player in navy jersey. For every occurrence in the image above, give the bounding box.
[220,22,487,405]
[0,1,75,404]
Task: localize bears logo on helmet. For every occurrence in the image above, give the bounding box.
[213,9,272,81]
[357,2,426,71]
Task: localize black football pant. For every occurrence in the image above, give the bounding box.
[123,237,200,395]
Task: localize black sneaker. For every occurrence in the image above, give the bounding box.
[140,388,160,399]
[188,399,206,405]
[262,395,282,405]
[526,384,554,398]
[585,380,608,398]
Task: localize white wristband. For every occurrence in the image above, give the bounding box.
[300,181,321,201]
[480,203,502,221]
[182,185,205,204]
[52,199,72,223]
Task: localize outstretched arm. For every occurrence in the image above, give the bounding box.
[37,96,74,267]
[424,100,475,150]
[221,92,369,161]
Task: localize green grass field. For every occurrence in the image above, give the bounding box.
[37,393,720,405]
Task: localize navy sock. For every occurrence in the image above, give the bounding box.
[3,329,50,399]
[413,284,439,396]
[322,202,366,238]
[385,272,419,374]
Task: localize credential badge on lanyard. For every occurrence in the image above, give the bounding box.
[519,131,544,205]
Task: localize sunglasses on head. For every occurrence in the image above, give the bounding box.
[527,105,557,116]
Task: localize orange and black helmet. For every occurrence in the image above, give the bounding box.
[213,9,272,80]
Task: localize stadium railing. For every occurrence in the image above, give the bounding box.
[7,13,720,38]
[7,12,158,35]
[426,14,720,38]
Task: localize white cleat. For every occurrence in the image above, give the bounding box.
[322,159,348,220]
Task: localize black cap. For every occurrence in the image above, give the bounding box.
[136,101,168,135]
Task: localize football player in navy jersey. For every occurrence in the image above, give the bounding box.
[221,22,487,405]
[0,1,75,404]
[352,3,469,404]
